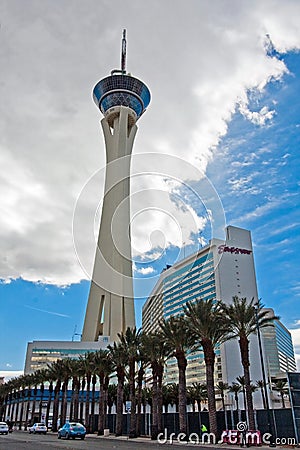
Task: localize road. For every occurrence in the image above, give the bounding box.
[0,430,280,450]
[0,430,186,450]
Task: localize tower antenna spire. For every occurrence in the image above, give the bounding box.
[121,29,126,74]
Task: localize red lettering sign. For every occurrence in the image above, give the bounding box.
[218,245,252,255]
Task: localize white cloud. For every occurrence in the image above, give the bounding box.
[133,265,156,276]
[0,371,23,382]
[238,103,276,126]
[1,1,300,285]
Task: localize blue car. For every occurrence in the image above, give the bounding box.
[58,422,86,440]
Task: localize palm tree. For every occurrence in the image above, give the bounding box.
[90,373,97,428]
[135,338,147,437]
[37,369,48,423]
[79,352,95,433]
[28,372,39,423]
[107,384,117,414]
[118,327,141,438]
[163,383,179,412]
[59,359,73,426]
[79,376,86,423]
[161,384,173,412]
[68,359,84,422]
[256,380,267,409]
[102,355,114,432]
[142,386,152,414]
[184,298,231,437]
[229,383,241,411]
[108,341,127,436]
[222,297,278,430]
[141,332,170,439]
[192,382,207,412]
[215,381,229,411]
[45,378,54,429]
[145,335,160,438]
[13,383,21,426]
[273,380,288,408]
[17,375,29,429]
[7,377,18,427]
[159,315,194,436]
[0,384,7,421]
[236,375,247,411]
[24,375,35,429]
[93,349,111,435]
[47,359,67,431]
[187,386,197,412]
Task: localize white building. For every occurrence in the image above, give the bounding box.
[24,338,110,374]
[142,225,296,408]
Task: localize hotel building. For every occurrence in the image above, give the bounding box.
[142,225,296,401]
[261,311,296,376]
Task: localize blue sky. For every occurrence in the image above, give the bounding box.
[0,1,300,376]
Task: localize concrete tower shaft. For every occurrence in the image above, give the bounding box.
[81,31,150,342]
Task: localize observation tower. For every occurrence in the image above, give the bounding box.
[82,31,150,342]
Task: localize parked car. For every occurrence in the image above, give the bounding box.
[0,422,9,435]
[58,422,86,440]
[28,423,47,434]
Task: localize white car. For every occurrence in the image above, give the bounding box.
[0,422,9,435]
[28,423,47,434]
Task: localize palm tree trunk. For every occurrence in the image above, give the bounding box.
[69,380,75,421]
[129,359,137,438]
[103,375,109,430]
[206,362,218,435]
[260,386,266,409]
[97,375,104,435]
[235,392,239,410]
[136,365,144,437]
[18,391,25,430]
[242,387,246,411]
[7,394,12,422]
[177,352,187,436]
[25,391,31,430]
[157,364,164,434]
[80,378,85,423]
[85,375,91,433]
[91,374,96,431]
[61,381,68,425]
[38,383,45,422]
[73,378,80,421]
[14,393,20,426]
[45,382,53,429]
[239,336,255,430]
[203,341,218,437]
[11,394,16,424]
[151,368,158,440]
[116,369,124,436]
[10,397,15,426]
[280,392,286,408]
[52,380,61,432]
[31,386,37,422]
[221,393,225,411]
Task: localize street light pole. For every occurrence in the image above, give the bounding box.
[255,302,276,447]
